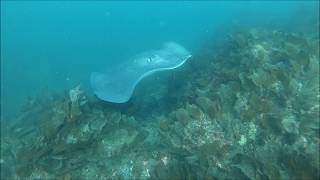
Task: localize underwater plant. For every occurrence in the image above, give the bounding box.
[1,28,319,179]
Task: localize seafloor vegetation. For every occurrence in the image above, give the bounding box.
[1,28,319,179]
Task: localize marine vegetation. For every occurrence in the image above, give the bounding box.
[1,28,319,179]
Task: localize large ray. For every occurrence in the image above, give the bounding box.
[90,42,192,103]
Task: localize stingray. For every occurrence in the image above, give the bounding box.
[90,42,192,103]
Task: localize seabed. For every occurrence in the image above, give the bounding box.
[1,28,319,179]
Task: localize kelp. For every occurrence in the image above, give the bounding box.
[1,28,319,179]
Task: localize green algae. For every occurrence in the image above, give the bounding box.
[1,28,319,179]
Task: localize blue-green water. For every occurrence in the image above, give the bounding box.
[1,1,319,179]
[1,1,316,118]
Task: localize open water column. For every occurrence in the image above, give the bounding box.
[1,1,319,180]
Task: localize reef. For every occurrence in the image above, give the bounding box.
[1,28,319,179]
